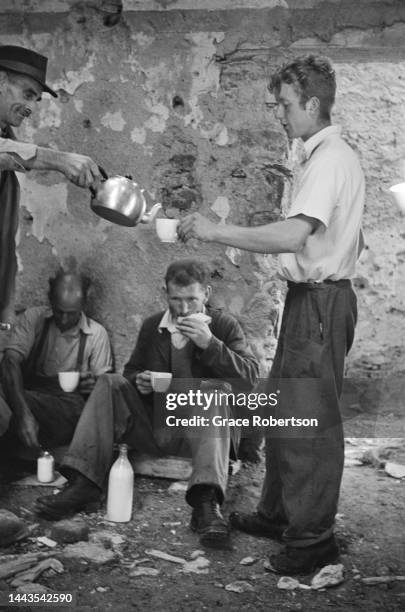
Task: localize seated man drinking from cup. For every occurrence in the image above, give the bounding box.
[35,259,259,548]
[0,271,112,453]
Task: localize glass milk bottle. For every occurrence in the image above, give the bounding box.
[106,444,134,522]
[37,451,55,483]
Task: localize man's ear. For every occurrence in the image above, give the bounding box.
[306,96,320,116]
[204,285,212,303]
[0,70,7,88]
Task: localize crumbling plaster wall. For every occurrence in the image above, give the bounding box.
[1,0,405,373]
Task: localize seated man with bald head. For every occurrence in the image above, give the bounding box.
[0,271,112,453]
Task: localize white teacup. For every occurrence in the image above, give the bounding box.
[390,182,405,214]
[155,219,179,243]
[150,371,173,393]
[58,371,80,392]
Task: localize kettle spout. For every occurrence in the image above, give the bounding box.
[141,202,162,224]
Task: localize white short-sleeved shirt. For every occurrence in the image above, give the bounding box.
[6,306,113,377]
[278,125,365,282]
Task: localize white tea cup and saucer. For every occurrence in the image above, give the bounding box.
[155,218,179,243]
[58,371,80,392]
[390,182,405,215]
[150,371,173,393]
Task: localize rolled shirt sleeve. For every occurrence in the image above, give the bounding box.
[5,307,43,359]
[0,138,37,172]
[288,155,343,228]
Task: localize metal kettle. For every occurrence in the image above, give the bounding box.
[90,167,161,227]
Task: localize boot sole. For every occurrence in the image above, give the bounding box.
[190,520,230,549]
[267,547,340,575]
[199,530,231,549]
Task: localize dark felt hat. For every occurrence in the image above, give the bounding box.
[0,45,57,97]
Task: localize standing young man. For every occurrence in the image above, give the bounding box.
[0,45,101,321]
[178,55,365,574]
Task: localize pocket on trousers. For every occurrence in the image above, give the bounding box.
[279,333,324,379]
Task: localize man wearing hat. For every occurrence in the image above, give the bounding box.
[0,45,101,322]
[0,45,101,547]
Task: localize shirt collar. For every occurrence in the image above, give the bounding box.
[45,309,91,335]
[158,309,175,333]
[303,125,341,161]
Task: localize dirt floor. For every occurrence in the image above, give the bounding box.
[0,432,404,612]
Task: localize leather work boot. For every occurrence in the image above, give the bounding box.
[35,473,102,521]
[266,536,340,575]
[190,487,230,549]
[229,511,285,541]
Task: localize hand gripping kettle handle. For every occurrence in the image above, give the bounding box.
[89,165,109,198]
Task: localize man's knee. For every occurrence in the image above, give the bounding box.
[96,372,129,391]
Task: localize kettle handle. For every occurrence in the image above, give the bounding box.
[90,165,108,198]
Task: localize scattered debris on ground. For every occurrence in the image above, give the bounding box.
[0,437,403,610]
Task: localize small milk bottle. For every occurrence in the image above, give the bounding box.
[37,451,55,483]
[106,444,134,522]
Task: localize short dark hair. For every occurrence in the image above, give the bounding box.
[269,55,336,121]
[165,259,210,288]
[48,270,91,304]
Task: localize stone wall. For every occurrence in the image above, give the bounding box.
[1,0,405,374]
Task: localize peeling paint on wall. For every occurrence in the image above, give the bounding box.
[144,101,170,133]
[131,126,147,144]
[1,0,404,374]
[183,32,223,129]
[38,100,62,129]
[18,176,68,243]
[73,99,84,113]
[211,196,230,221]
[52,53,96,95]
[101,110,126,131]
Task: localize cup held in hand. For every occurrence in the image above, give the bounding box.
[155,218,179,243]
[150,371,173,393]
[390,182,405,214]
[58,371,80,392]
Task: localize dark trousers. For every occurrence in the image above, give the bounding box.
[62,374,231,504]
[0,378,84,448]
[258,280,357,547]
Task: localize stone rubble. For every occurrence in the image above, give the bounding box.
[311,564,345,590]
[130,566,160,577]
[61,542,116,565]
[239,556,257,566]
[384,462,405,479]
[224,580,254,593]
[11,558,64,587]
[16,583,49,594]
[51,519,89,544]
[182,556,210,574]
[36,536,57,548]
